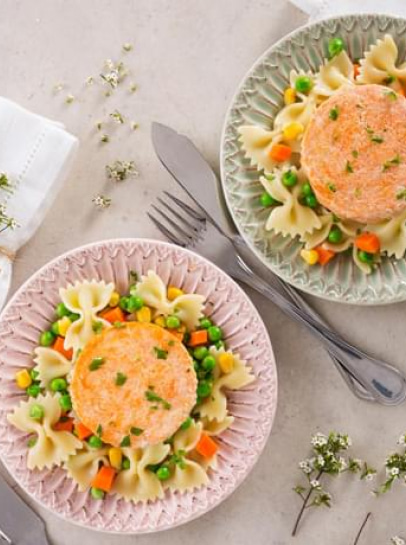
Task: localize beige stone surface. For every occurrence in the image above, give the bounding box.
[0,1,405,544]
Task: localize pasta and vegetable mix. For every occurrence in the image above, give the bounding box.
[239,34,406,273]
[8,271,254,502]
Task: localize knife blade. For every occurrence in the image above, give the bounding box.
[0,474,49,545]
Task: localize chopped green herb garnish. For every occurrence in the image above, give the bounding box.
[329,106,339,121]
[115,372,127,386]
[145,389,172,410]
[92,321,103,334]
[264,173,274,181]
[352,150,359,158]
[96,424,103,437]
[366,127,374,135]
[384,74,396,84]
[396,189,406,200]
[383,154,402,171]
[130,427,144,436]
[384,89,398,101]
[168,340,175,347]
[327,183,337,193]
[113,321,125,328]
[153,346,168,360]
[371,135,384,144]
[169,450,187,469]
[120,435,131,447]
[354,188,362,198]
[345,161,354,173]
[89,357,105,371]
[27,436,37,448]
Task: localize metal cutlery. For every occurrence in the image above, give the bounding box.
[150,122,406,405]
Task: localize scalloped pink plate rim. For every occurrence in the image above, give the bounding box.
[0,238,278,534]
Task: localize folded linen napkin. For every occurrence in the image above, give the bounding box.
[290,0,406,21]
[0,97,78,310]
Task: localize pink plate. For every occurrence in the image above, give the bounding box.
[0,238,277,533]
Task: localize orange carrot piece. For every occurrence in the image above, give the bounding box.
[315,247,335,266]
[53,336,73,360]
[75,422,93,440]
[353,63,360,78]
[269,143,292,162]
[91,465,116,492]
[53,418,74,433]
[355,232,380,254]
[196,433,218,458]
[188,329,208,347]
[101,306,125,324]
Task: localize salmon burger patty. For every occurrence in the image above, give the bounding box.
[302,84,406,224]
[71,322,197,448]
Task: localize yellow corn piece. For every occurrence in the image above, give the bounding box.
[284,87,296,105]
[136,306,152,323]
[218,353,234,374]
[300,249,319,266]
[109,291,120,307]
[154,316,166,328]
[167,286,184,301]
[283,122,304,141]
[16,369,32,389]
[57,316,72,337]
[109,447,123,470]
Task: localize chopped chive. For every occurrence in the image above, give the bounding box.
[345,161,354,173]
[92,321,103,334]
[354,188,362,198]
[130,427,144,436]
[115,372,127,386]
[120,435,131,447]
[352,150,359,158]
[96,424,103,437]
[383,154,402,171]
[371,135,384,144]
[329,106,339,121]
[396,189,406,200]
[384,89,398,101]
[145,389,171,410]
[113,321,125,328]
[153,346,168,360]
[167,340,175,347]
[327,183,337,193]
[384,74,396,85]
[89,357,105,371]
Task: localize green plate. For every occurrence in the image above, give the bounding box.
[220,13,406,305]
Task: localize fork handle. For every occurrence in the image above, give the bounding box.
[233,257,406,406]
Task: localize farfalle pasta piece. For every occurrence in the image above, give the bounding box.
[260,170,322,239]
[368,209,406,259]
[314,51,355,98]
[198,347,254,422]
[65,444,109,491]
[7,393,82,470]
[357,34,406,84]
[112,443,170,502]
[33,347,72,388]
[202,416,234,436]
[165,421,209,492]
[238,126,283,174]
[133,271,204,330]
[60,280,114,351]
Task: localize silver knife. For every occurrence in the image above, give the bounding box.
[0,474,50,545]
[150,122,382,402]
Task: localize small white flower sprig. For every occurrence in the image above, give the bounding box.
[292,432,376,537]
[376,433,406,494]
[106,160,138,183]
[392,537,406,545]
[0,173,18,233]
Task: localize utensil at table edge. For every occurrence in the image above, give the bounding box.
[150,122,406,405]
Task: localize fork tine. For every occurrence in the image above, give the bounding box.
[147,212,187,247]
[163,191,206,222]
[150,204,196,245]
[156,197,205,239]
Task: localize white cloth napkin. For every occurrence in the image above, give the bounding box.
[0,97,78,310]
[290,0,406,21]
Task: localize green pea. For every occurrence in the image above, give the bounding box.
[51,321,60,336]
[29,404,44,421]
[197,380,213,398]
[69,313,80,322]
[26,384,41,398]
[119,296,130,311]
[39,331,55,347]
[260,192,280,207]
[27,436,38,448]
[305,194,318,208]
[193,360,200,373]
[328,226,343,244]
[208,326,222,342]
[122,458,131,470]
[302,182,313,197]
[166,315,181,329]
[88,435,103,449]
[199,317,212,329]
[156,466,171,480]
[295,75,313,94]
[50,378,67,392]
[180,416,193,431]
[90,487,105,500]
[59,394,72,411]
[197,369,207,380]
[358,250,374,264]
[56,303,70,318]
[282,170,298,188]
[328,37,345,58]
[215,340,225,350]
[193,346,208,360]
[30,368,39,381]
[202,355,216,371]
[127,295,144,312]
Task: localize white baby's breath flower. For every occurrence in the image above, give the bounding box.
[311,433,328,447]
[316,455,325,467]
[339,457,348,471]
[391,537,406,545]
[398,435,406,445]
[310,480,321,489]
[85,76,94,86]
[299,460,312,474]
[65,94,75,104]
[122,42,133,52]
[53,82,64,94]
[92,194,112,210]
[365,472,375,481]
[391,467,400,477]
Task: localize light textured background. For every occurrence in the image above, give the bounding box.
[1,1,406,544]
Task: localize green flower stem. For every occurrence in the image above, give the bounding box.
[353,512,372,545]
[292,470,323,537]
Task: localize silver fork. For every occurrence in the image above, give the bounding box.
[148,192,406,406]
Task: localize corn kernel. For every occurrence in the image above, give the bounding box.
[283,122,304,141]
[154,316,166,328]
[284,87,296,105]
[136,306,152,323]
[300,249,319,266]
[109,447,123,470]
[218,353,234,374]
[109,291,120,307]
[57,316,72,337]
[167,286,184,301]
[16,369,32,389]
